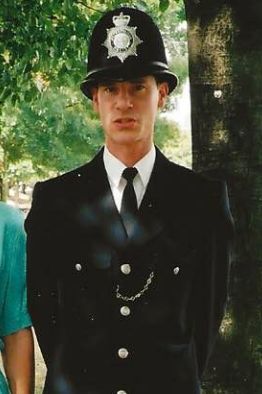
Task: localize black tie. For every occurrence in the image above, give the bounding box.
[120,167,138,235]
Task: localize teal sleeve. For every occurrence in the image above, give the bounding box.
[0,371,9,394]
[0,204,32,341]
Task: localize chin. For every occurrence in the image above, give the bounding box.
[116,137,138,146]
[110,130,139,142]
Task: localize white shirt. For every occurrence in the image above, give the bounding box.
[103,145,156,212]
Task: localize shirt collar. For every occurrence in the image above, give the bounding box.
[103,145,156,188]
[103,146,125,188]
[134,146,156,187]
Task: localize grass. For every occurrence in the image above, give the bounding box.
[34,332,46,393]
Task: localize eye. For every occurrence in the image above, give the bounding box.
[99,84,117,95]
[134,84,145,92]
[103,85,117,94]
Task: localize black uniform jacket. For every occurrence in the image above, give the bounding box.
[25,148,234,394]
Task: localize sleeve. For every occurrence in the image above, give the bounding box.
[193,180,234,378]
[0,208,32,338]
[25,182,59,367]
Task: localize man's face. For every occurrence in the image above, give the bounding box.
[92,75,168,152]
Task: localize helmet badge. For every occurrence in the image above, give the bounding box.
[103,12,143,63]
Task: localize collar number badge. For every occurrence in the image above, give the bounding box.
[103,12,143,63]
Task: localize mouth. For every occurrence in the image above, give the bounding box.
[113,118,137,128]
[114,117,136,123]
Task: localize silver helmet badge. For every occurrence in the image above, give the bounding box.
[103,12,143,63]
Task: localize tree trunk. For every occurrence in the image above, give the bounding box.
[0,148,8,202]
[0,157,5,202]
[184,0,262,393]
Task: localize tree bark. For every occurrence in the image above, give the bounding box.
[184,0,262,392]
[0,148,8,202]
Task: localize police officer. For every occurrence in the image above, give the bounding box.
[26,6,234,394]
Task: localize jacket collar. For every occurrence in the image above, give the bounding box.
[75,147,179,246]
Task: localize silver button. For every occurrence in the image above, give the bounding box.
[214,89,223,99]
[117,391,127,394]
[173,266,180,275]
[120,264,131,275]
[118,348,129,359]
[75,263,82,271]
[120,306,131,316]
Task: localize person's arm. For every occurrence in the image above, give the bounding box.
[2,327,34,394]
[25,181,60,367]
[193,180,234,377]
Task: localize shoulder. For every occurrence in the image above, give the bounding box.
[0,202,24,231]
[156,151,232,225]
[33,149,103,198]
[34,164,86,190]
[164,159,234,232]
[31,164,91,205]
[159,153,224,199]
[0,204,26,272]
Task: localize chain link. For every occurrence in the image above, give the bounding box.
[115,271,155,302]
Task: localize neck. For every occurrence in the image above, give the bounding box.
[106,142,153,167]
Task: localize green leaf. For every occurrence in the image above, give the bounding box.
[63,0,72,14]
[159,0,170,12]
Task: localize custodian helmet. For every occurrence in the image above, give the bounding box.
[80,7,178,99]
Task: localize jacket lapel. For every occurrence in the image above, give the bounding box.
[130,148,177,245]
[74,148,128,248]
[74,147,183,248]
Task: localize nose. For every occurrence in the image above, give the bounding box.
[115,88,133,111]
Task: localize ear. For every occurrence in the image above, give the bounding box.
[91,87,99,112]
[158,82,169,108]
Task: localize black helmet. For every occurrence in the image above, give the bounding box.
[80,7,178,99]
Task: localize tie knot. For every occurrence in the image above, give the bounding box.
[122,167,138,183]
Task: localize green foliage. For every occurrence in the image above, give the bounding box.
[155,116,192,168]
[3,86,103,176]
[159,0,170,12]
[0,0,102,105]
[5,161,36,187]
[159,1,188,90]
